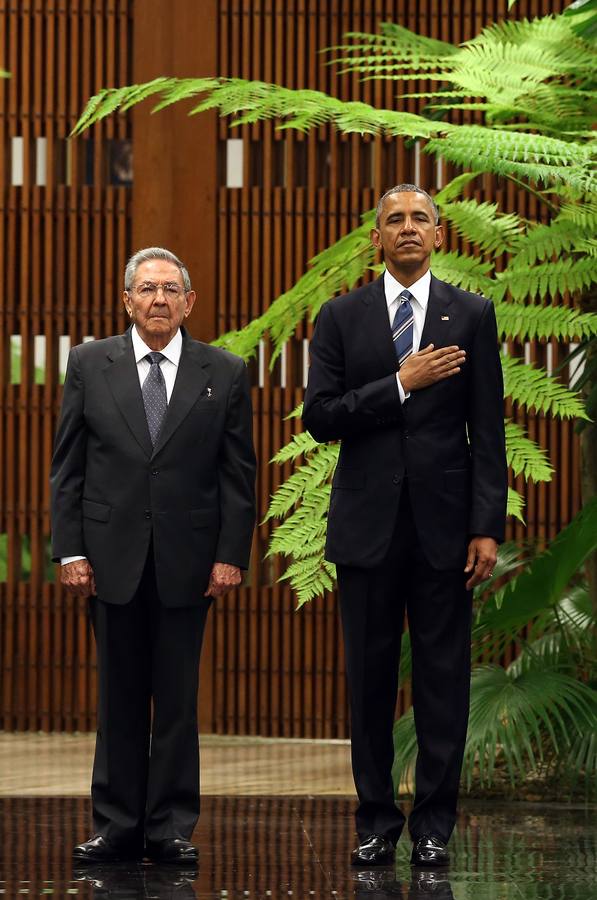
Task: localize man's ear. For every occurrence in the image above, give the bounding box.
[370,227,382,250]
[434,224,445,249]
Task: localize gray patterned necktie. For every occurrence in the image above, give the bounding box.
[142,352,167,446]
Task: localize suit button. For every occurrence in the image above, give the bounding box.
[393,474,400,485]
[404,430,410,438]
[144,510,152,519]
[151,469,159,476]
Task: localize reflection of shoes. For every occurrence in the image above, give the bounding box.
[410,835,450,867]
[73,862,198,894]
[145,838,198,865]
[411,868,454,895]
[73,835,141,862]
[352,869,403,894]
[351,834,395,866]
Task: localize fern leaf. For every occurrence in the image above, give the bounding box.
[495,302,597,342]
[429,251,493,294]
[491,256,597,303]
[505,422,553,482]
[502,355,589,420]
[270,431,322,464]
[440,199,522,254]
[507,487,526,523]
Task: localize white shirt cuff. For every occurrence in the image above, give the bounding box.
[396,373,410,404]
[61,556,87,565]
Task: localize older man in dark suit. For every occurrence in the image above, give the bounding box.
[303,185,507,868]
[51,247,256,864]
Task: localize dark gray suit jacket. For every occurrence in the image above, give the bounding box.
[51,326,256,606]
[302,274,508,571]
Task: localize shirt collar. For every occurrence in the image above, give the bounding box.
[132,325,183,366]
[384,268,431,312]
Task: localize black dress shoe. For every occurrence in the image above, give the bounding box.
[410,835,450,867]
[145,838,198,865]
[73,835,140,862]
[351,834,395,867]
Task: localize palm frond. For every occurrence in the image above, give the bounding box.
[392,665,597,793]
[501,355,590,419]
[505,422,553,482]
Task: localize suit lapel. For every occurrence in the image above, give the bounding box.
[151,332,211,458]
[362,275,397,374]
[419,275,455,350]
[103,330,153,458]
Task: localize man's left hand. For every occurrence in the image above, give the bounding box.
[204,562,242,598]
[464,536,498,591]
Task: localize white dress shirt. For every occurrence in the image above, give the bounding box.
[61,326,183,566]
[385,267,431,403]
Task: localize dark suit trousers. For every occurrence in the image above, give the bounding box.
[89,547,211,847]
[337,481,472,845]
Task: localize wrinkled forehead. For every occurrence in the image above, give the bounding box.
[133,259,184,286]
[380,191,435,221]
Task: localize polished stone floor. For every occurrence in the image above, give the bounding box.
[0,796,595,899]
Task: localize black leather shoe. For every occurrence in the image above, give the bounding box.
[351,834,395,867]
[410,835,450,867]
[73,835,140,862]
[145,838,198,865]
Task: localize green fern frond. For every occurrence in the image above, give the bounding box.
[495,302,597,342]
[428,251,493,294]
[505,422,553,482]
[507,487,526,523]
[491,256,597,302]
[265,443,339,520]
[268,486,331,557]
[512,218,595,266]
[439,199,522,254]
[433,172,479,206]
[559,200,597,229]
[426,127,595,192]
[270,431,321,464]
[212,215,375,362]
[280,556,336,609]
[502,355,589,420]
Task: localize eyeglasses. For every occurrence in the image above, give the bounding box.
[132,282,186,300]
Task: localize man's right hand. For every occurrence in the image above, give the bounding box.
[61,559,97,598]
[399,344,466,393]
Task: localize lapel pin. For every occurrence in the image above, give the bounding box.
[441,315,450,321]
[206,387,213,398]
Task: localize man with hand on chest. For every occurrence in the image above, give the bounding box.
[51,247,256,865]
[303,185,507,868]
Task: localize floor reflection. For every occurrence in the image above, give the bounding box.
[0,796,594,898]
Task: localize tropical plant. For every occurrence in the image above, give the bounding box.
[74,5,597,609]
[392,498,597,797]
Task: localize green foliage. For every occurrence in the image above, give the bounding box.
[501,355,590,420]
[495,301,597,342]
[440,199,523,254]
[505,422,553,482]
[393,501,597,794]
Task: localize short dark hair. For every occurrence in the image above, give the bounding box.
[375,184,439,228]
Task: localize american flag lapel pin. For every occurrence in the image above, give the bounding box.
[441,315,450,321]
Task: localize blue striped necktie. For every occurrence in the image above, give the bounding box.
[392,290,414,367]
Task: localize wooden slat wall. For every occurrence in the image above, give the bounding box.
[0,0,577,736]
[0,0,132,731]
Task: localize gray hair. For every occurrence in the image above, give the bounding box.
[375,184,439,228]
[124,247,192,292]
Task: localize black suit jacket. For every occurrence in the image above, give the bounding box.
[302,274,507,571]
[50,326,256,607]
